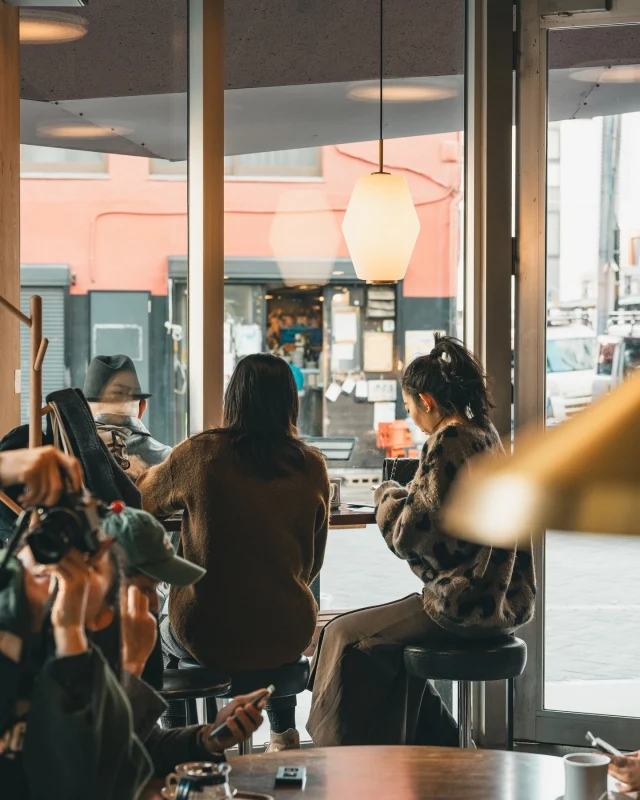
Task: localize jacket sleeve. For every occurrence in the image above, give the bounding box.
[25,647,152,800]
[137,440,187,518]
[121,671,214,777]
[373,433,465,564]
[309,453,330,584]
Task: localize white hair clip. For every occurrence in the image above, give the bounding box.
[440,351,451,363]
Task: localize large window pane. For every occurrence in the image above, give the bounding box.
[545,24,640,719]
[19,1,188,448]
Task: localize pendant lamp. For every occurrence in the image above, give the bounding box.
[342,0,420,285]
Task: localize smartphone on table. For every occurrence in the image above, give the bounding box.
[207,684,275,742]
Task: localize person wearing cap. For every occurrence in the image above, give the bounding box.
[102,507,268,775]
[84,354,172,477]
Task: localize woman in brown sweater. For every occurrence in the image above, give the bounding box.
[138,354,330,751]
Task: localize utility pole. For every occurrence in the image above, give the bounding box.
[596,115,621,335]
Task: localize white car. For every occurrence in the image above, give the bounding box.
[546,324,597,425]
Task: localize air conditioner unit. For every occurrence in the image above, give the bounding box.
[3,1,88,6]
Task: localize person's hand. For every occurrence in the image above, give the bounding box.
[121,584,157,678]
[50,549,92,657]
[200,691,266,754]
[18,546,56,633]
[610,753,640,793]
[0,446,83,505]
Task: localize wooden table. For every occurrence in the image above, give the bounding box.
[144,747,564,800]
[163,504,377,533]
[228,747,564,800]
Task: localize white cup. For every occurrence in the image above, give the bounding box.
[563,753,610,800]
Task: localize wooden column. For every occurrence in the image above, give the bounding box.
[0,5,20,437]
[188,0,225,432]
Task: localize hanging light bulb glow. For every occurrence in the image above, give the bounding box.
[341,0,420,284]
[342,172,419,283]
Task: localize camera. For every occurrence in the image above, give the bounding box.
[22,491,118,565]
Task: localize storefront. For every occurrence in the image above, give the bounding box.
[169,256,457,467]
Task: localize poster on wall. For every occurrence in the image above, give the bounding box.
[332,308,359,343]
[363,331,394,372]
[234,323,263,356]
[367,380,397,403]
[404,330,446,364]
[373,401,396,431]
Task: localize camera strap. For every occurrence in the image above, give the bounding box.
[0,510,32,591]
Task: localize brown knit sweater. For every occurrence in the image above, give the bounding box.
[138,433,330,672]
[374,422,536,637]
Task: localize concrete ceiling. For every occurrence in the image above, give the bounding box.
[16,1,640,159]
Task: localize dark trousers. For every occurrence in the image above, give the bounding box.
[307,593,459,747]
[160,618,297,732]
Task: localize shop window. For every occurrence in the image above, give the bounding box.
[20,145,108,176]
[224,148,322,178]
[150,148,321,179]
[149,158,187,177]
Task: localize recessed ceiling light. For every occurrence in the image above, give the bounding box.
[20,10,87,45]
[571,64,640,84]
[348,81,457,103]
[38,122,133,139]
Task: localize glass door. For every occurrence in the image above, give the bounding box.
[516,1,640,748]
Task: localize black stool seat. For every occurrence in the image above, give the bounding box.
[160,669,231,701]
[178,655,310,698]
[404,636,527,682]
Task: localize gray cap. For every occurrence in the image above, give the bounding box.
[103,507,205,587]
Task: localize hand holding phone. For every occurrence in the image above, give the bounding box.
[207,685,275,743]
[586,730,622,757]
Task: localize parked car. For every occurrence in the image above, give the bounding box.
[546,323,597,425]
[592,314,640,401]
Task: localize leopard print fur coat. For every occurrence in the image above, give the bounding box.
[374,422,536,636]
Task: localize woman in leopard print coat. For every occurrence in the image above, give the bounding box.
[308,336,536,748]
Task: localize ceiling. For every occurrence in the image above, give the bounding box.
[16,1,640,159]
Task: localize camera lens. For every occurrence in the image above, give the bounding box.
[27,530,71,565]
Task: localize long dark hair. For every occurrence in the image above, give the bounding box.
[202,353,308,480]
[402,335,494,428]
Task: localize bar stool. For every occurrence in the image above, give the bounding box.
[159,667,231,726]
[178,655,311,754]
[403,636,527,749]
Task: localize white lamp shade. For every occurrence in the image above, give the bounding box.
[342,172,420,283]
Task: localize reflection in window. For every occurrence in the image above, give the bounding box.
[21,145,107,175]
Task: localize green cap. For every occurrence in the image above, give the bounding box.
[103,507,206,587]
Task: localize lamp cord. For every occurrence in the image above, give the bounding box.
[379,0,384,173]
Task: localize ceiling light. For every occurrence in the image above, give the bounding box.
[37,122,132,139]
[571,64,640,84]
[348,81,456,103]
[332,270,345,276]
[20,10,87,45]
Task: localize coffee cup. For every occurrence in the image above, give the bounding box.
[563,753,610,800]
[329,478,342,508]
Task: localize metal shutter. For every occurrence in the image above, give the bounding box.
[20,284,68,424]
